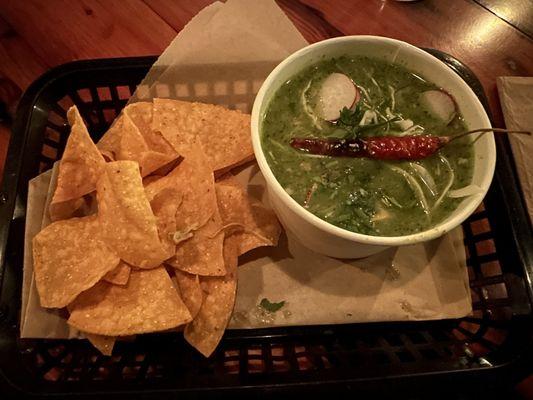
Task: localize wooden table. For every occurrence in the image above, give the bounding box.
[1,0,532,180]
[0,0,532,395]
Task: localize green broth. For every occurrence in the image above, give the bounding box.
[261,56,474,236]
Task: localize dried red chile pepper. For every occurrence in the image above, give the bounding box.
[290,135,448,160]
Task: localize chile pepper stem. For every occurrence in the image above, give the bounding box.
[448,128,532,143]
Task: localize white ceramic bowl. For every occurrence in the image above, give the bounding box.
[251,36,495,258]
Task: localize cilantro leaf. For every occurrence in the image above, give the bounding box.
[259,298,285,312]
[335,104,400,140]
[337,105,364,130]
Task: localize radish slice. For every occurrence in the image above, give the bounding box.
[420,90,456,123]
[315,73,359,121]
[448,185,483,198]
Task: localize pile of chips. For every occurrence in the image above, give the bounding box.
[33,100,281,357]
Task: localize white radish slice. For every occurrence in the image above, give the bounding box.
[420,90,456,123]
[314,73,359,121]
[448,185,483,198]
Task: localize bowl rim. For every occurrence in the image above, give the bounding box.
[251,35,496,246]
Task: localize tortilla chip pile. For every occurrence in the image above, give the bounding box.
[33,102,281,357]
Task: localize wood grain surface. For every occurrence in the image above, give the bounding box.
[0,0,532,176]
[0,1,531,396]
[476,0,533,38]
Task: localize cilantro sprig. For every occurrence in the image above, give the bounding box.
[336,105,400,139]
[259,298,285,312]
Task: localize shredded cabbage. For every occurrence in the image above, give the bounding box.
[301,80,323,130]
[409,162,437,196]
[432,155,455,210]
[359,110,377,126]
[389,165,430,215]
[388,85,396,111]
[448,185,483,198]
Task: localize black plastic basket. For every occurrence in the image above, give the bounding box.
[0,50,532,399]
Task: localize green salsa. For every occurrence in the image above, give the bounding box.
[261,55,474,236]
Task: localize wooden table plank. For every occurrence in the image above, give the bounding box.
[475,0,533,39]
[299,0,533,127]
[277,0,342,43]
[0,16,48,100]
[0,15,51,179]
[143,0,217,32]
[0,0,177,65]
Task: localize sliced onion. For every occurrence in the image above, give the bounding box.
[448,185,483,198]
[359,110,377,126]
[315,73,359,121]
[409,162,437,196]
[301,80,322,130]
[397,124,424,136]
[432,155,455,210]
[388,85,396,111]
[372,206,391,222]
[420,89,456,123]
[389,165,430,215]
[395,119,414,131]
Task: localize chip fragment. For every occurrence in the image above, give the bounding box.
[184,237,239,357]
[173,269,203,319]
[145,145,218,237]
[216,175,281,255]
[96,161,168,268]
[85,333,116,356]
[145,178,183,259]
[173,144,218,232]
[51,106,105,204]
[124,102,177,156]
[152,98,253,173]
[98,111,177,177]
[103,261,131,286]
[68,268,192,336]
[167,211,226,276]
[33,215,120,308]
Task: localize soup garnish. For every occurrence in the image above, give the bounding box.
[261,55,477,236]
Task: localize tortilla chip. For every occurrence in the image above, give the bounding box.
[85,333,116,356]
[145,182,183,259]
[152,98,253,173]
[103,261,131,286]
[96,116,123,159]
[96,161,168,268]
[216,175,281,255]
[97,113,177,177]
[68,268,192,336]
[148,156,182,177]
[33,215,120,308]
[147,145,217,233]
[51,106,105,204]
[49,192,97,222]
[124,102,177,156]
[174,270,203,319]
[184,237,239,357]
[178,146,218,232]
[167,211,225,276]
[49,197,85,222]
